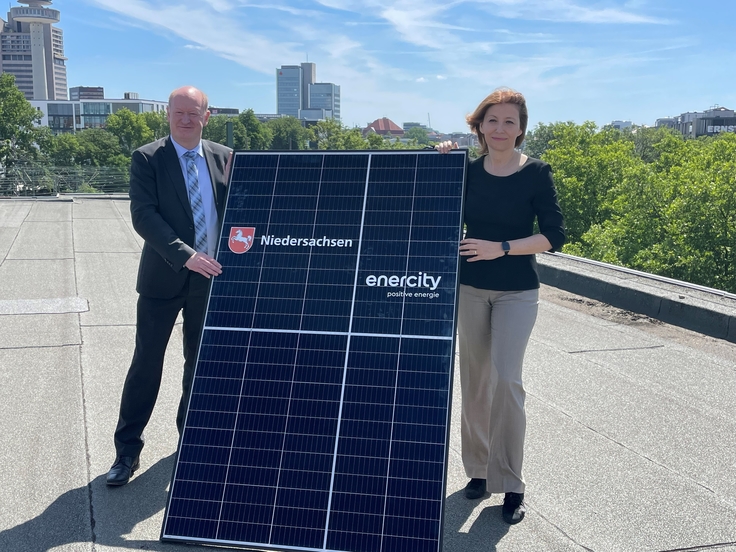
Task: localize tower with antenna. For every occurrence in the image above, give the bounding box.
[1,0,68,100]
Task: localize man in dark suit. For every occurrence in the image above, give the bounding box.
[106,86,232,486]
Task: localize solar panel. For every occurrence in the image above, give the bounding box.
[161,150,467,552]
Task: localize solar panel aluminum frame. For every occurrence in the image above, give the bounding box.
[161,149,468,552]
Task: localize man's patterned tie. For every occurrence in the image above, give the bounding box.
[183,150,208,253]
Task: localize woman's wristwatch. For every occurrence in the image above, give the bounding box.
[502,241,510,256]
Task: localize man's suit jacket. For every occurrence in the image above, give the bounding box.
[129,137,232,299]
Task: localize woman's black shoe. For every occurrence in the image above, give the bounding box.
[464,478,486,499]
[502,492,526,524]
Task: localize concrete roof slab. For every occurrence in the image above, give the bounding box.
[72,219,140,254]
[0,259,77,300]
[123,219,145,249]
[0,346,91,552]
[0,227,19,259]
[26,201,72,222]
[532,301,663,353]
[526,396,736,551]
[525,343,736,509]
[72,200,125,220]
[0,297,88,315]
[81,324,197,551]
[0,313,81,347]
[112,200,131,221]
[76,252,139,327]
[0,202,32,228]
[7,221,73,260]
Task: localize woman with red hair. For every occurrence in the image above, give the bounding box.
[439,88,565,524]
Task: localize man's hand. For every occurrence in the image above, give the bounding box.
[185,252,223,278]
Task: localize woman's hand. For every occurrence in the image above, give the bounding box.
[460,238,504,261]
[435,140,458,154]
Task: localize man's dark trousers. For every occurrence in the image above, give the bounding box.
[114,271,210,458]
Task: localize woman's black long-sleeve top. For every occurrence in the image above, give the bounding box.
[460,155,566,291]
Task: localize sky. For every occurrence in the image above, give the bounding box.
[33,0,736,133]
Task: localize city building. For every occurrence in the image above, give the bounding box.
[69,86,104,100]
[436,132,478,148]
[276,65,302,118]
[308,82,340,122]
[301,62,315,110]
[363,117,404,137]
[0,0,67,100]
[276,62,340,122]
[209,107,239,116]
[610,120,633,130]
[403,122,430,132]
[255,113,286,123]
[655,106,736,138]
[299,108,333,122]
[31,97,167,134]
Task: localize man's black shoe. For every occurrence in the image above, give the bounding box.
[464,478,487,499]
[106,456,140,486]
[502,492,526,524]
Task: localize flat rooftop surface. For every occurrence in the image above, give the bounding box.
[0,197,735,552]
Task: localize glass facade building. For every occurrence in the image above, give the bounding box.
[276,65,302,118]
[309,83,341,122]
[31,97,167,134]
[276,63,341,123]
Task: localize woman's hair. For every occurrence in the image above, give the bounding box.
[466,87,528,154]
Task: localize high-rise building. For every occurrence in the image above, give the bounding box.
[309,83,340,122]
[0,0,67,100]
[300,62,315,110]
[70,86,104,100]
[277,62,341,122]
[276,65,302,118]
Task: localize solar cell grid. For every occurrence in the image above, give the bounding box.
[162,150,466,551]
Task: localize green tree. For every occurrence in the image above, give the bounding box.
[404,126,431,146]
[309,118,368,150]
[105,108,154,155]
[202,115,249,149]
[0,73,43,168]
[524,122,574,159]
[141,110,169,140]
[387,136,412,149]
[76,128,129,168]
[267,116,309,150]
[46,132,82,166]
[238,109,272,150]
[551,123,736,292]
[342,127,368,150]
[366,132,386,150]
[542,121,639,244]
[657,133,736,290]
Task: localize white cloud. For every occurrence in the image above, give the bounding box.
[85,0,303,73]
[202,0,233,12]
[469,0,671,24]
[82,0,688,131]
[235,1,324,17]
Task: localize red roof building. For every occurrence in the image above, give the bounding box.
[363,117,404,137]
